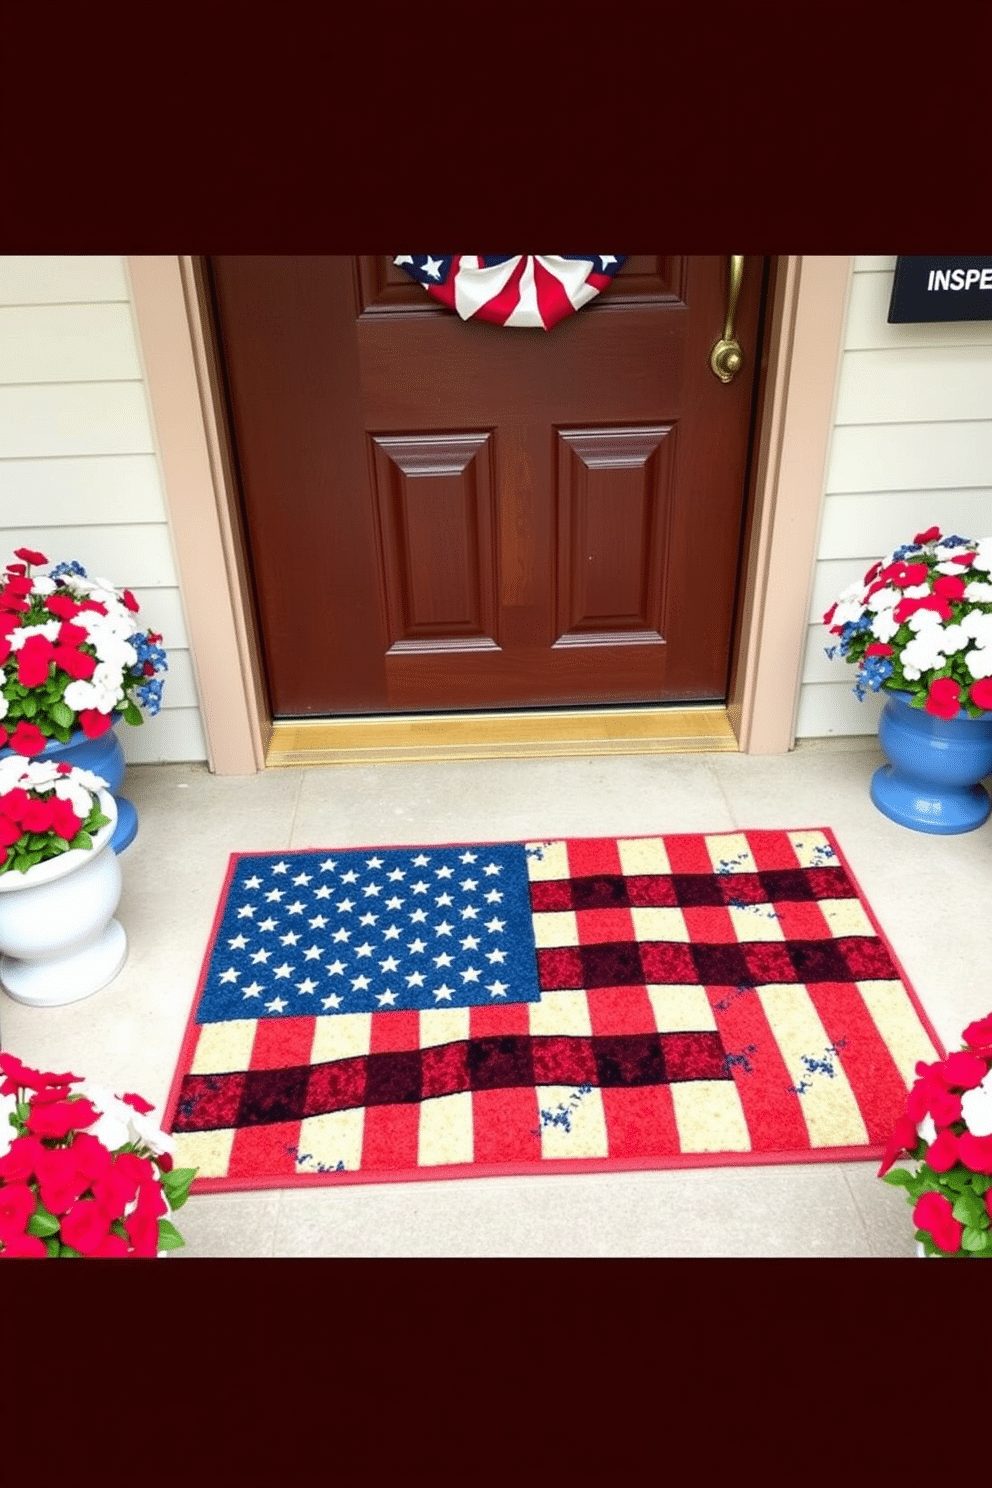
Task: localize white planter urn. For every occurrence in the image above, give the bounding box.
[0,789,127,1006]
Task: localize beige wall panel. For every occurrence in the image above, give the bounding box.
[834,346,992,425]
[815,489,992,561]
[794,681,884,737]
[825,421,992,493]
[853,256,897,272]
[0,256,129,304]
[121,706,207,763]
[0,304,144,383]
[156,648,199,710]
[0,453,167,525]
[0,382,154,458]
[128,585,189,648]
[802,623,847,685]
[845,270,992,351]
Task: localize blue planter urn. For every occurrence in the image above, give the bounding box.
[0,719,137,854]
[870,688,992,834]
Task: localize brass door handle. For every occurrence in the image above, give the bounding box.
[710,255,744,382]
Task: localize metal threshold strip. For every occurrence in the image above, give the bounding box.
[266,705,740,767]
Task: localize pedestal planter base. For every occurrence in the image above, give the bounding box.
[1,919,127,1006]
[870,690,992,835]
[0,722,137,854]
[0,790,127,1006]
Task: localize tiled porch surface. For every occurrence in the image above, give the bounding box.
[3,736,989,1258]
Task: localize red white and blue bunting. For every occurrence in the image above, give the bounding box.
[394,255,626,330]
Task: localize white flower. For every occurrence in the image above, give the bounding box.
[866,586,901,612]
[901,584,931,600]
[900,633,948,679]
[970,538,992,574]
[30,575,56,595]
[127,1109,175,1159]
[935,543,974,563]
[0,695,7,722]
[907,608,943,632]
[7,621,60,651]
[917,1114,938,1145]
[937,623,969,654]
[77,1081,133,1151]
[965,647,992,679]
[832,597,866,626]
[961,1073,992,1136]
[0,1093,19,1159]
[62,679,99,712]
[871,609,902,643]
[962,610,992,642]
[964,581,992,603]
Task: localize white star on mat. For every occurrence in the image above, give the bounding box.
[433,984,455,1001]
[259,917,277,931]
[355,942,374,959]
[436,893,453,907]
[486,948,507,964]
[332,928,350,943]
[366,856,383,869]
[314,886,332,900]
[227,934,248,949]
[297,978,317,994]
[461,934,480,950]
[408,938,427,954]
[434,952,454,967]
[387,868,405,881]
[483,864,501,876]
[460,967,481,983]
[293,872,311,885]
[385,896,403,910]
[380,955,400,972]
[322,992,343,1009]
[484,890,503,903]
[382,925,401,941]
[460,879,478,892]
[485,918,506,933]
[352,974,371,990]
[341,870,359,884]
[219,967,239,983]
[243,982,263,998]
[459,851,477,863]
[309,915,328,929]
[237,905,255,919]
[244,876,262,889]
[488,980,509,997]
[435,920,453,937]
[271,862,288,875]
[337,898,355,913]
[280,931,300,946]
[274,963,292,979]
[327,959,346,975]
[265,995,288,1012]
[406,971,426,988]
[412,853,430,866]
[303,947,322,962]
[435,866,454,879]
[251,948,271,964]
[377,989,398,1006]
[265,889,283,902]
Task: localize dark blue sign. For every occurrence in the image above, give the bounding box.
[888,256,992,322]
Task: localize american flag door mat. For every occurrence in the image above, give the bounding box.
[164,830,945,1192]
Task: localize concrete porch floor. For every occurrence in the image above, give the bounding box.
[3,737,989,1258]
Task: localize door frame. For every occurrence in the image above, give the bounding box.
[126,255,851,773]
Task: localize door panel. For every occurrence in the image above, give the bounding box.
[208,255,765,718]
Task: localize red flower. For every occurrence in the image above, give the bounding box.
[970,679,992,712]
[925,678,962,720]
[90,1232,130,1257]
[933,574,966,601]
[60,1198,112,1255]
[963,1013,992,1051]
[77,709,112,740]
[957,1131,992,1173]
[120,1091,155,1115]
[13,547,47,566]
[8,721,47,756]
[951,551,977,567]
[53,645,96,680]
[893,594,953,624]
[914,527,941,544]
[16,634,56,688]
[0,1052,79,1092]
[907,1072,962,1126]
[124,1211,160,1257]
[34,1146,91,1216]
[0,790,30,826]
[0,728,6,750]
[926,1128,959,1171]
[0,817,21,849]
[21,797,55,834]
[863,561,881,584]
[57,621,87,646]
[50,798,81,841]
[133,1179,167,1221]
[865,642,894,657]
[5,563,26,577]
[822,602,837,626]
[44,594,81,620]
[26,1096,99,1140]
[115,1152,157,1190]
[913,1191,963,1252]
[0,1184,38,1241]
[892,561,930,587]
[122,590,140,613]
[0,1136,46,1182]
[877,1113,919,1176]
[0,1233,47,1258]
[939,1050,988,1089]
[931,1085,964,1125]
[77,600,107,616]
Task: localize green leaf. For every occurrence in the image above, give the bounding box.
[50,701,74,729]
[15,1101,31,1123]
[21,694,37,717]
[882,1168,915,1187]
[58,1244,82,1258]
[157,1218,186,1251]
[962,1226,989,1252]
[163,1167,197,1211]
[952,1194,986,1227]
[45,1236,61,1258]
[26,1204,60,1238]
[123,699,143,727]
[68,830,93,852]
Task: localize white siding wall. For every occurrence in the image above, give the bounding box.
[0,257,206,762]
[796,255,992,738]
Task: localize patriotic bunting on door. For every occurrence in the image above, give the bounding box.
[394,255,626,330]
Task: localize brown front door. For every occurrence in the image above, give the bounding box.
[208,256,766,719]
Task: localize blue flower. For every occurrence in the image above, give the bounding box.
[137,678,164,715]
[49,559,88,583]
[860,655,894,691]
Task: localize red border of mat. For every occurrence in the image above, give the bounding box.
[163,827,946,1193]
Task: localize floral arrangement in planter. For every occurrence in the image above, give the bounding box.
[0,547,167,757]
[879,1012,992,1256]
[823,527,992,718]
[0,756,110,876]
[0,1053,196,1257]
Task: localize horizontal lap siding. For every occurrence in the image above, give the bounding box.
[0,256,205,762]
[796,255,992,739]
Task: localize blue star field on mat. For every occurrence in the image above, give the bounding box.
[196,844,541,1023]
